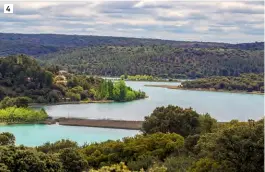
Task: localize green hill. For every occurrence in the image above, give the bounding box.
[1,33,263,78]
[0,55,145,103]
[39,46,264,78]
[0,33,263,57]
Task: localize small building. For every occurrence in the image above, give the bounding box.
[58,70,68,75]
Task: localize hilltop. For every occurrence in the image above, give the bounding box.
[0,33,264,78]
[0,33,263,56]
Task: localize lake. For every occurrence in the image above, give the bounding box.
[44,81,263,122]
[0,81,263,146]
[0,124,139,146]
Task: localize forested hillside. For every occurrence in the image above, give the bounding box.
[1,33,264,78]
[0,55,145,103]
[0,33,263,56]
[39,46,264,78]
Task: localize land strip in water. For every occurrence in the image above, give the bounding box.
[43,118,143,130]
[144,84,264,95]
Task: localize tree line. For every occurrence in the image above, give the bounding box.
[97,79,145,102]
[0,33,263,57]
[0,107,48,123]
[121,74,157,81]
[181,73,264,93]
[0,105,263,172]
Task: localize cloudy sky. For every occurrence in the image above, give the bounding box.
[0,1,264,43]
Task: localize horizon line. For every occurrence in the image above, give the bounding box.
[0,32,263,44]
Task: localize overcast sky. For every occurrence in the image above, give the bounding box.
[0,1,264,43]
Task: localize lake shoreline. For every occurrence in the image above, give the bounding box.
[144,84,264,95]
[29,100,115,106]
[124,79,181,82]
[29,100,115,107]
[29,96,149,107]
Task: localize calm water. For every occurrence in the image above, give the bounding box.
[0,124,139,146]
[1,81,263,146]
[44,81,264,122]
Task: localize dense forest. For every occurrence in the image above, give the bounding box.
[0,55,145,103]
[181,73,264,93]
[39,46,264,78]
[0,33,263,78]
[0,105,263,172]
[0,33,263,57]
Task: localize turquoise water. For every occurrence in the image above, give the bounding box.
[43,81,264,122]
[0,124,139,146]
[1,81,263,146]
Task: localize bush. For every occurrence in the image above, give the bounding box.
[164,156,195,172]
[82,133,184,169]
[127,155,157,171]
[184,134,200,154]
[142,105,201,137]
[66,92,81,101]
[59,148,88,172]
[0,132,15,146]
[188,158,221,172]
[37,139,78,153]
[0,107,48,123]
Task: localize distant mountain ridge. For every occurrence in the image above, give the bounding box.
[0,33,263,57]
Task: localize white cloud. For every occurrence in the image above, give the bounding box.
[0,1,263,43]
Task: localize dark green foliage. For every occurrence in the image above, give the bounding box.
[195,119,264,172]
[107,80,114,99]
[163,155,196,172]
[0,163,10,172]
[0,132,15,146]
[98,80,145,102]
[121,75,156,81]
[0,55,146,103]
[40,46,264,78]
[142,105,202,137]
[184,134,200,154]
[0,118,263,172]
[0,33,263,57]
[0,55,54,102]
[198,114,217,134]
[14,149,47,172]
[0,97,31,109]
[188,158,221,172]
[82,133,184,170]
[59,148,88,172]
[37,139,78,153]
[182,73,264,93]
[59,76,145,102]
[0,146,63,172]
[127,155,157,171]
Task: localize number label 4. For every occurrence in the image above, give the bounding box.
[4,4,13,13]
